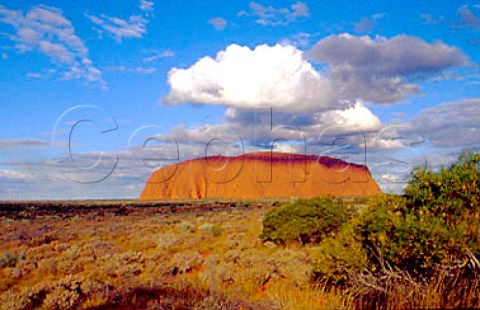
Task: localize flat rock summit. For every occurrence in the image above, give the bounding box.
[140,152,381,200]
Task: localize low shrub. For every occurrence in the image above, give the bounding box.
[312,219,368,285]
[0,250,26,268]
[261,197,349,245]
[198,223,224,237]
[175,220,196,233]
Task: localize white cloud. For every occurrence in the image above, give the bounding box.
[354,13,386,33]
[0,138,51,149]
[354,17,375,33]
[87,14,148,42]
[458,5,480,30]
[368,136,406,150]
[209,17,227,30]
[134,66,156,74]
[87,0,154,42]
[242,1,310,26]
[26,72,42,79]
[320,101,382,132]
[381,173,400,182]
[0,169,29,181]
[103,65,127,72]
[164,44,337,112]
[139,0,154,12]
[280,32,312,47]
[38,40,74,63]
[272,144,303,154]
[378,174,408,193]
[0,4,105,88]
[291,1,310,17]
[158,98,384,157]
[103,65,156,74]
[142,49,175,63]
[420,13,445,25]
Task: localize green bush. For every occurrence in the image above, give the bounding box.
[311,151,480,285]
[405,151,479,215]
[356,152,480,275]
[261,197,349,245]
[312,219,368,285]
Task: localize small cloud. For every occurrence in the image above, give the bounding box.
[372,13,387,19]
[354,13,385,33]
[354,17,375,33]
[382,173,399,182]
[125,184,137,191]
[103,64,155,74]
[280,32,312,47]
[321,101,382,132]
[457,5,480,30]
[134,66,156,74]
[87,14,148,42]
[161,50,175,57]
[86,0,156,43]
[26,68,57,79]
[26,72,42,79]
[291,1,310,18]
[420,13,443,25]
[208,17,227,30]
[38,40,74,63]
[1,52,7,59]
[0,138,52,149]
[142,49,175,63]
[0,169,30,182]
[139,0,154,12]
[469,37,480,45]
[241,1,310,26]
[39,129,67,137]
[103,65,127,72]
[237,10,249,17]
[272,144,301,154]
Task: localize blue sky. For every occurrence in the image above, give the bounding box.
[1,0,480,199]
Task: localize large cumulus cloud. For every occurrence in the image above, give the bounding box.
[164,34,466,112]
[164,44,337,112]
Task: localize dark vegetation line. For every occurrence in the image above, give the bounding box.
[0,199,286,220]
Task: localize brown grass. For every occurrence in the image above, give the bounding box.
[0,202,478,309]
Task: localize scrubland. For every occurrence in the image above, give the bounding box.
[0,204,331,309]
